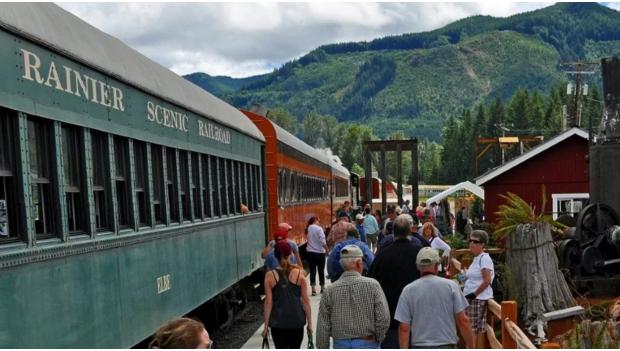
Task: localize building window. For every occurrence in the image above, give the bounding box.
[151,144,165,224]
[166,148,179,222]
[179,151,190,221]
[552,193,589,219]
[0,109,21,242]
[201,154,212,218]
[134,141,149,226]
[91,131,110,231]
[114,136,131,229]
[28,117,56,237]
[191,153,201,219]
[62,125,85,234]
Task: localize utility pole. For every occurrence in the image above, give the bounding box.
[561,62,597,128]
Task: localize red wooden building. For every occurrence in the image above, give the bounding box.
[475,128,589,224]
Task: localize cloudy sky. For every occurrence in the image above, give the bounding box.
[58,2,614,78]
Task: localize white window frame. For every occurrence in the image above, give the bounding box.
[551,193,589,219]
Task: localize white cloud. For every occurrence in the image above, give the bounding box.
[59,2,556,78]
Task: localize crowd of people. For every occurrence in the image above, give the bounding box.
[149,200,495,349]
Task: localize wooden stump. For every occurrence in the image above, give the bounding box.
[506,222,576,324]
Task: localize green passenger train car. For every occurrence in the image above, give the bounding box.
[0,3,266,348]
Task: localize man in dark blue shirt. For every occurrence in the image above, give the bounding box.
[368,214,423,349]
[327,224,374,282]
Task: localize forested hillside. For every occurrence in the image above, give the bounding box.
[184,2,615,184]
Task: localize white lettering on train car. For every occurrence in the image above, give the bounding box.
[20,48,125,111]
[146,101,189,132]
[156,274,171,294]
[198,119,231,144]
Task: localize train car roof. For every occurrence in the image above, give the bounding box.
[272,123,331,165]
[328,155,350,177]
[0,3,264,142]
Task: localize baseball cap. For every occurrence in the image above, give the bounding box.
[274,228,288,241]
[416,247,441,267]
[340,245,363,259]
[278,222,292,231]
[355,213,364,220]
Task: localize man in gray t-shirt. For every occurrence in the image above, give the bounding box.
[394,247,473,348]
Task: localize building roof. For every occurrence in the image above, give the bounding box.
[426,181,484,204]
[0,3,264,142]
[475,127,588,186]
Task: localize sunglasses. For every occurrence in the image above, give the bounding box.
[468,239,482,244]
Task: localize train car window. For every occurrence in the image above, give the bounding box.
[179,151,190,221]
[114,136,131,229]
[226,159,234,215]
[285,170,292,204]
[61,125,85,234]
[191,153,201,220]
[233,161,241,214]
[0,108,22,242]
[252,165,259,210]
[211,156,221,217]
[201,154,212,218]
[243,163,249,210]
[91,131,110,232]
[28,117,57,238]
[134,141,149,226]
[151,144,166,224]
[294,172,298,202]
[165,148,179,223]
[248,165,256,211]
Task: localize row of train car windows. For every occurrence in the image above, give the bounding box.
[277,168,330,205]
[0,108,262,243]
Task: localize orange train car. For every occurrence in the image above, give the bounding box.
[242,110,344,246]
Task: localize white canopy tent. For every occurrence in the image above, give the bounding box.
[425,181,484,205]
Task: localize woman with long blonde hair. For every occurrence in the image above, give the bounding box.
[421,222,451,269]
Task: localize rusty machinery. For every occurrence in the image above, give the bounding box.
[558,57,620,295]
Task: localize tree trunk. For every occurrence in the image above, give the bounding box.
[506,222,576,324]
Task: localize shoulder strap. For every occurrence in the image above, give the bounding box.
[271,270,279,283]
[295,269,302,284]
[478,253,489,268]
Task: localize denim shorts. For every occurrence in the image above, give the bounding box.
[333,337,380,349]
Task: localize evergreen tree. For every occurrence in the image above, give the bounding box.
[529,90,546,132]
[507,88,530,131]
[458,109,474,179]
[267,107,298,134]
[439,115,460,183]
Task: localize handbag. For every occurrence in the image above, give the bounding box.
[307,329,314,349]
[262,332,270,349]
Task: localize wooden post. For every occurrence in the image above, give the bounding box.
[411,141,418,209]
[380,145,387,214]
[501,301,518,349]
[396,144,402,206]
[364,145,372,209]
[540,342,561,348]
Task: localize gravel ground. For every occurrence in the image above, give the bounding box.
[211,298,263,349]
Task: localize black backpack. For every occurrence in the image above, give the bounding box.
[478,253,504,302]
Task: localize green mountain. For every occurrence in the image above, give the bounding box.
[184,72,266,97]
[184,3,620,140]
